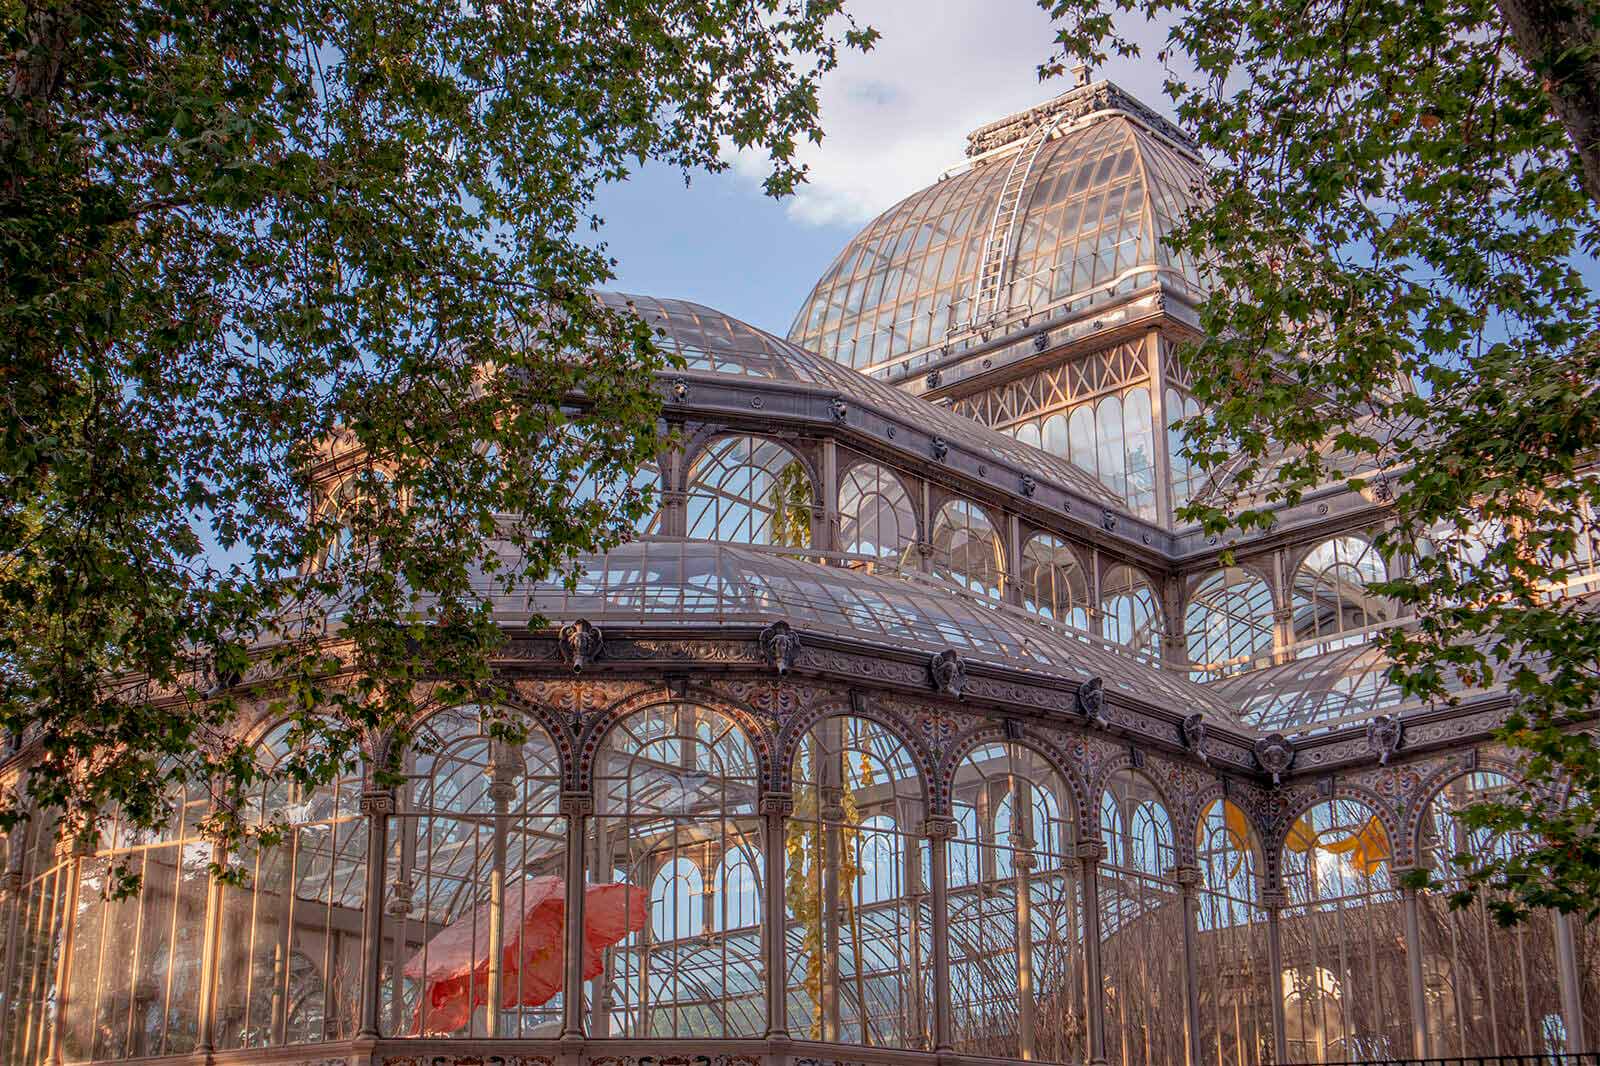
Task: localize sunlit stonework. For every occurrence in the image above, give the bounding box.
[2,77,1595,1066]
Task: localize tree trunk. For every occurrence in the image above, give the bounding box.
[1494,0,1600,204]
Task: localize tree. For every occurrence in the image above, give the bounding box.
[1040,0,1600,919]
[0,0,876,881]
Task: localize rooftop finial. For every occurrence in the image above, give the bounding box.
[1072,63,1091,87]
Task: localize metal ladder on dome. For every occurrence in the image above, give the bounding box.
[967,116,1058,331]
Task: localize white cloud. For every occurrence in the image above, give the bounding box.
[735,0,1179,228]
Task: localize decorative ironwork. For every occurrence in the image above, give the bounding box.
[1075,676,1108,728]
[1180,713,1209,765]
[1253,732,1295,783]
[759,619,804,675]
[1367,713,1404,765]
[929,649,967,697]
[558,619,604,672]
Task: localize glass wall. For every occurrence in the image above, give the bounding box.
[930,500,1005,599]
[1418,772,1564,1055]
[1290,536,1391,653]
[1098,769,1187,1066]
[214,724,367,1050]
[1187,567,1275,678]
[787,716,929,1048]
[1195,799,1273,1066]
[61,787,210,1061]
[1166,388,1204,517]
[379,705,566,1039]
[948,742,1084,1062]
[1006,390,1158,521]
[839,462,918,560]
[1020,535,1091,628]
[2,813,69,1066]
[1101,564,1163,657]
[593,703,763,1038]
[686,435,813,547]
[1279,799,1409,1062]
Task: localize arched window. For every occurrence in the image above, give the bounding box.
[61,779,211,1061]
[1100,564,1162,656]
[318,469,391,569]
[1020,535,1091,628]
[1186,567,1274,678]
[1097,770,1185,1066]
[650,857,705,943]
[1279,800,1408,1062]
[1291,536,1390,652]
[930,499,1005,598]
[1165,388,1204,517]
[595,703,762,1039]
[948,742,1081,1062]
[1417,773,1561,1056]
[788,716,927,1048]
[711,847,761,932]
[838,462,917,560]
[378,705,566,1040]
[1194,800,1272,1066]
[686,435,813,547]
[215,722,367,1049]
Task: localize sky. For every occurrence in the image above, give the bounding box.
[590,1,1177,339]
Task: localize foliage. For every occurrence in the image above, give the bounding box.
[785,749,866,1038]
[770,458,814,548]
[0,0,876,886]
[1039,0,1600,919]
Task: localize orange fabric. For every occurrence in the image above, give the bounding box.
[1284,814,1391,876]
[404,877,647,1034]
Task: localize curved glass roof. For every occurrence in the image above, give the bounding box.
[1210,639,1496,734]
[487,539,1242,723]
[598,291,1124,509]
[787,107,1206,375]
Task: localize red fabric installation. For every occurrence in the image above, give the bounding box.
[404,876,646,1034]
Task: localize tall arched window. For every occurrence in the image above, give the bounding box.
[1279,799,1408,1062]
[711,847,761,932]
[948,742,1082,1062]
[215,723,367,1049]
[838,462,917,560]
[61,781,211,1061]
[1020,535,1091,628]
[788,716,927,1048]
[930,499,1005,598]
[1186,567,1275,678]
[1417,773,1561,1056]
[686,435,813,546]
[379,705,567,1040]
[595,703,763,1039]
[1165,388,1204,517]
[1194,800,1272,1066]
[650,858,706,944]
[1100,564,1162,657]
[1097,769,1185,1066]
[1291,536,1390,652]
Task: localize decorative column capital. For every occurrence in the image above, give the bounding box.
[920,816,959,841]
[559,790,594,818]
[1260,888,1288,911]
[1074,840,1107,865]
[0,867,22,897]
[1167,864,1203,891]
[759,791,794,818]
[358,788,396,817]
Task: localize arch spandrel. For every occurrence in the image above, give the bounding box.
[782,693,940,814]
[568,686,780,796]
[1405,749,1526,864]
[1268,778,1405,881]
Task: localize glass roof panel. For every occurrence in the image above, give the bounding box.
[498,539,1243,723]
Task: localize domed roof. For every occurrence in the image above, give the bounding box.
[788,82,1207,376]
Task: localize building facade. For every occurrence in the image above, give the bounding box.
[2,78,1596,1066]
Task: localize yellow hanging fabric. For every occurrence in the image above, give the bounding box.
[1284,813,1391,876]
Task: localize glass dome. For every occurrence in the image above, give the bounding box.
[788,92,1206,376]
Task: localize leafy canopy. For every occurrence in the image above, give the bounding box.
[1040,0,1600,919]
[0,0,875,874]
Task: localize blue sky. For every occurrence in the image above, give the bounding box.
[590,1,1174,337]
